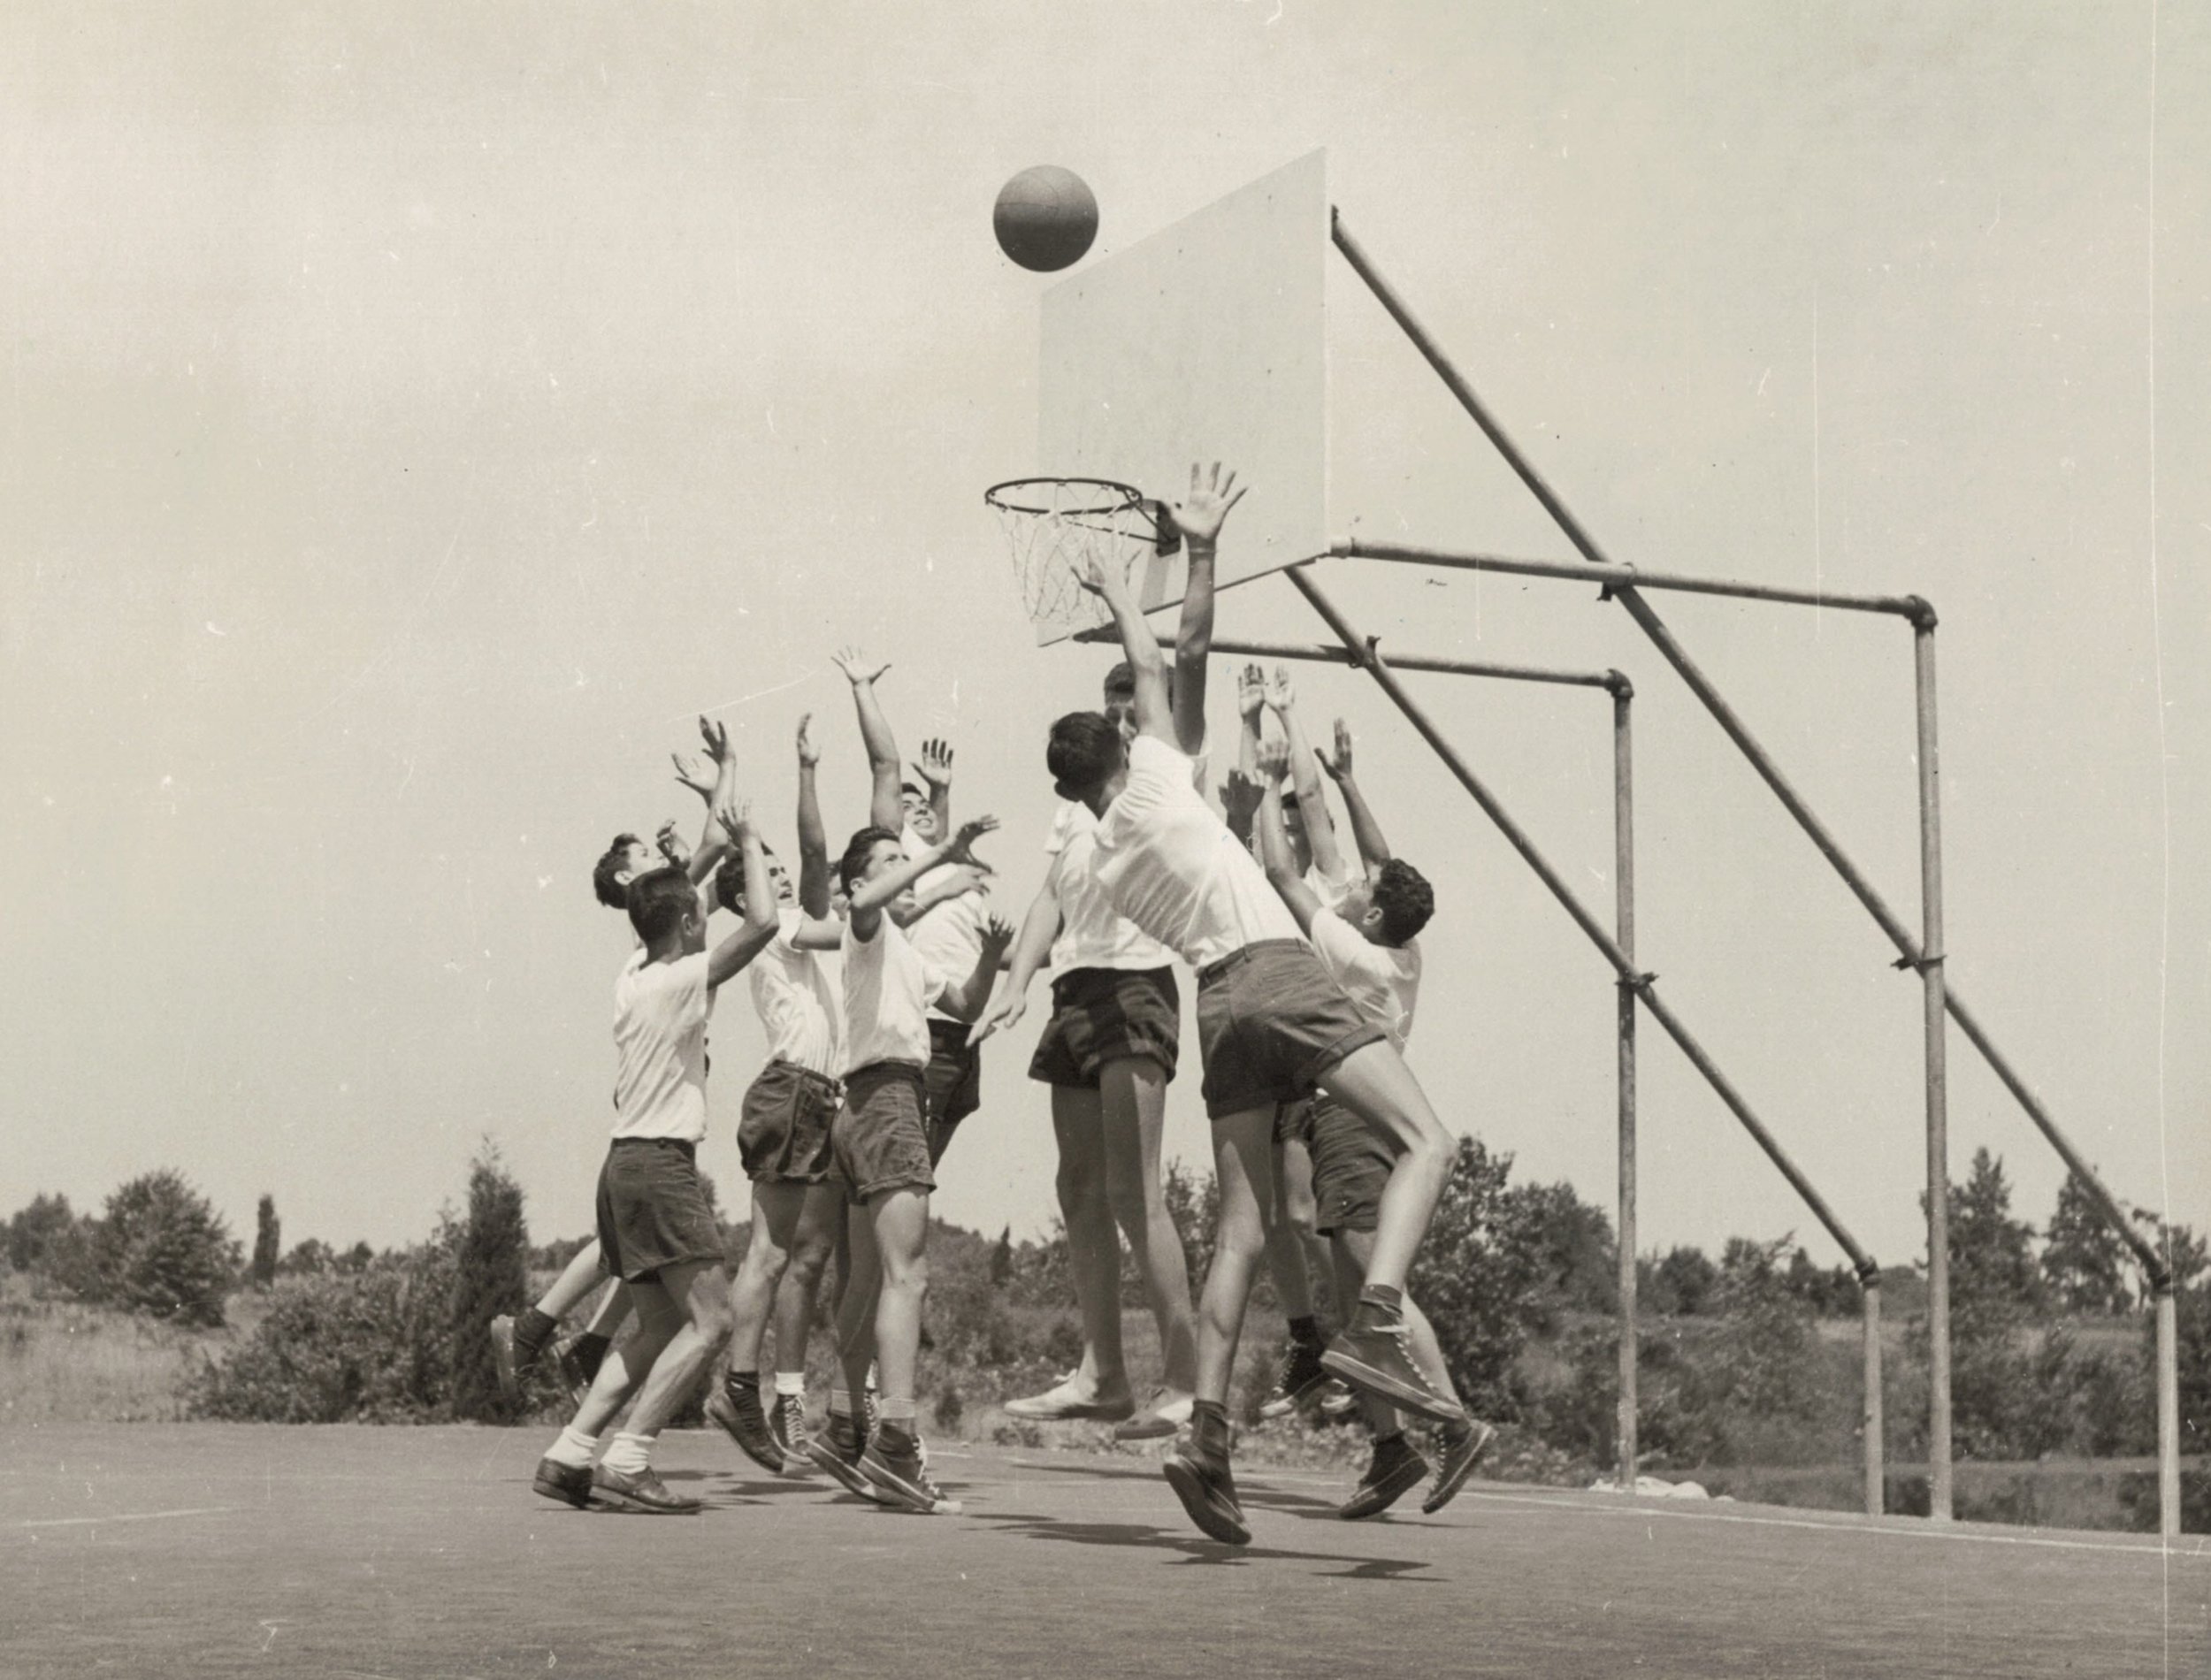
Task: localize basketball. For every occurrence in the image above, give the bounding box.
[993,165,1098,272]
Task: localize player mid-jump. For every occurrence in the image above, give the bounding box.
[1047,463,1464,1546]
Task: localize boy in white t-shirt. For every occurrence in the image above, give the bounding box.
[704,712,848,1474]
[1254,736,1494,1520]
[792,813,1009,1514]
[975,657,1209,1443]
[532,793,782,1516]
[1052,464,1462,1547]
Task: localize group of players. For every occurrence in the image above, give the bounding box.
[505,465,1489,1544]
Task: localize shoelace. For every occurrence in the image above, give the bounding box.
[775,1397,812,1451]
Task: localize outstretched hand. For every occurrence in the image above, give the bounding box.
[1262,664,1296,715]
[795,713,819,768]
[670,752,715,802]
[831,645,889,685]
[654,820,692,866]
[944,815,999,867]
[1237,662,1266,721]
[699,714,734,765]
[968,986,1027,1047]
[1254,737,1292,783]
[1073,550,1125,600]
[980,913,1016,951]
[1317,718,1354,782]
[1220,767,1264,832]
[713,793,753,842]
[914,737,954,790]
[1162,461,1247,550]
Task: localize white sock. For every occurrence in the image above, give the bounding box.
[830,1385,853,1416]
[601,1429,656,1476]
[774,1371,806,1397]
[545,1425,598,1470]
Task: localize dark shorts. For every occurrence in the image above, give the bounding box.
[1304,1095,1393,1235]
[594,1138,725,1284]
[737,1059,842,1185]
[1029,966,1181,1089]
[1195,940,1386,1121]
[832,1060,937,1202]
[923,1019,983,1165]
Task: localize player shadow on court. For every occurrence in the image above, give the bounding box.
[1006,1455,1426,1532]
[966,1506,1437,1580]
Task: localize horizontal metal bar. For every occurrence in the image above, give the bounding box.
[1074,624,1624,692]
[1331,537,1929,622]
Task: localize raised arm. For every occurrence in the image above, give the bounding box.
[794,712,830,918]
[669,714,738,886]
[969,875,1061,1045]
[1166,462,1245,755]
[1075,552,1174,745]
[848,816,1000,919]
[1252,739,1324,936]
[937,913,1018,1023]
[833,645,905,834]
[1318,717,1391,874]
[1264,667,1348,883]
[707,798,782,989]
[888,862,988,928]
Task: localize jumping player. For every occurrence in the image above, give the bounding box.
[704,712,847,1474]
[1052,462,1463,1546]
[799,810,1010,1515]
[1254,734,1493,1518]
[532,779,782,1515]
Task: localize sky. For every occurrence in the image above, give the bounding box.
[3,2,2205,1286]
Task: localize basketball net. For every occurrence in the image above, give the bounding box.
[985,477,1177,636]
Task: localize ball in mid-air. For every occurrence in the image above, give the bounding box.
[993,165,1098,272]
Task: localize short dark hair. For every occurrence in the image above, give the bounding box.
[900,781,928,802]
[838,826,900,893]
[626,866,698,943]
[592,833,644,909]
[713,842,779,914]
[1047,711,1121,800]
[1102,661,1172,706]
[1371,858,1434,945]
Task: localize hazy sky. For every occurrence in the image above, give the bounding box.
[4,3,2204,1284]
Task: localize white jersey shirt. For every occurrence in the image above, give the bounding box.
[1305,858,1359,912]
[1308,908,1421,1052]
[841,911,934,1073]
[1091,735,1304,970]
[749,907,843,1075]
[610,950,716,1142]
[1044,799,1176,974]
[900,822,989,1025]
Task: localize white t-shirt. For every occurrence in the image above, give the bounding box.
[749,908,843,1076]
[1309,908,1421,1052]
[1305,858,1359,911]
[610,950,716,1142]
[900,822,989,1025]
[1044,800,1176,974]
[841,913,934,1073]
[1092,735,1304,970]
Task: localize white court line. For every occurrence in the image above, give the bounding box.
[1450,1488,2211,1561]
[19,1506,239,1530]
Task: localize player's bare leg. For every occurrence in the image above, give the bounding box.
[1098,1056,1197,1438]
[1005,1091,1136,1421]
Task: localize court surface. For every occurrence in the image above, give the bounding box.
[4,1423,2205,1678]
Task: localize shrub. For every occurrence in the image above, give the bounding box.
[448,1148,532,1423]
[89,1171,240,1327]
[250,1195,281,1288]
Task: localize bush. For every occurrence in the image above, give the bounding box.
[448,1148,532,1423]
[250,1195,280,1288]
[191,1216,463,1422]
[89,1171,240,1328]
[4,1193,103,1301]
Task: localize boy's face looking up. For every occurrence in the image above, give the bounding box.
[614,838,657,894]
[1279,796,1315,874]
[900,785,940,844]
[855,835,917,916]
[767,852,794,905]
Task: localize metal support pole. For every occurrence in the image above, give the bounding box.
[1284,565,1880,1282]
[1613,686,1639,1494]
[1075,627,1618,690]
[1330,537,1924,622]
[1863,1279,1886,1516]
[1913,620,1953,1520]
[2157,1284,2181,1539]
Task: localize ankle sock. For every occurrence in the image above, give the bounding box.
[545,1424,598,1470]
[774,1371,806,1398]
[1288,1314,1321,1348]
[1358,1285,1404,1316]
[601,1430,656,1476]
[515,1305,558,1355]
[724,1368,760,1396]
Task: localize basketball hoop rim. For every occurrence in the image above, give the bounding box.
[983,476,1146,517]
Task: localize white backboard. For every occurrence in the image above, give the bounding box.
[1031,150,1330,645]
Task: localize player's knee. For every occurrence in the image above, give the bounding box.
[692,1294,735,1348]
